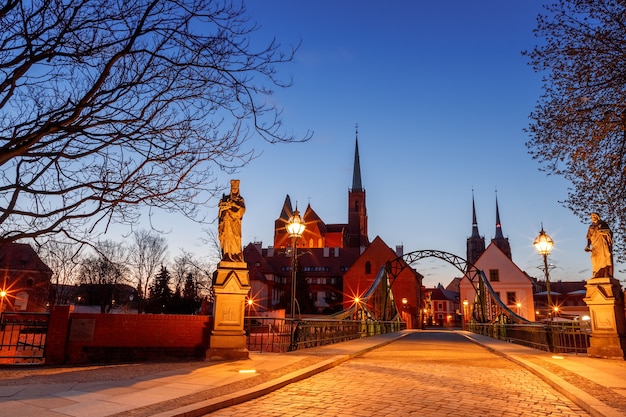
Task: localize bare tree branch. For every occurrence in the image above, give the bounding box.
[0,0,310,244]
[525,1,626,262]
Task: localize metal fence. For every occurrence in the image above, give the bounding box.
[246,317,405,353]
[0,312,49,364]
[469,321,591,354]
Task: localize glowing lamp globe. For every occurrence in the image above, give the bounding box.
[533,228,554,255]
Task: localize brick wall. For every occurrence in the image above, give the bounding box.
[45,310,212,364]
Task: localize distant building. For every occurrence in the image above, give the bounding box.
[343,237,422,328]
[0,243,52,312]
[537,280,589,321]
[423,284,460,327]
[244,130,419,317]
[460,196,536,321]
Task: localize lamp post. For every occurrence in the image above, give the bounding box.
[246,296,254,335]
[534,225,554,321]
[0,289,6,313]
[286,208,305,320]
[354,296,361,320]
[462,299,469,330]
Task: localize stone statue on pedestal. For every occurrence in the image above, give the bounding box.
[583,212,626,359]
[218,179,245,262]
[209,179,250,361]
[585,212,613,278]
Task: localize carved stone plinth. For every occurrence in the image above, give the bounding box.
[584,276,626,360]
[207,261,250,361]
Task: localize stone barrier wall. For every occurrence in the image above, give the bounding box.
[45,306,212,364]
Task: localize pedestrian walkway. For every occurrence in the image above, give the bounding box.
[1,330,626,417]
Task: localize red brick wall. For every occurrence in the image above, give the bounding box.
[46,311,212,364]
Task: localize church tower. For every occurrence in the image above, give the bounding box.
[347,128,369,248]
[491,194,512,259]
[466,193,485,265]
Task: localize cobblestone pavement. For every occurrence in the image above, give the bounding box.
[206,332,590,417]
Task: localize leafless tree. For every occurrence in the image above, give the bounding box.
[79,239,130,312]
[0,0,309,245]
[525,1,626,261]
[172,248,213,300]
[129,229,168,311]
[37,239,85,305]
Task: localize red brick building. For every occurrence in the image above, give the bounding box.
[245,132,422,318]
[343,236,422,328]
[0,243,52,312]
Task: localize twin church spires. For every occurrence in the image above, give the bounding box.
[466,192,511,265]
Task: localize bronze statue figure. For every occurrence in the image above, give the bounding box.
[585,212,613,278]
[218,179,245,262]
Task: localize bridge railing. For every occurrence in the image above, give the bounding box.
[468,321,591,354]
[0,312,49,364]
[245,317,405,353]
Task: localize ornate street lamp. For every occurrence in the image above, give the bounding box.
[286,208,305,320]
[0,289,6,313]
[534,225,554,320]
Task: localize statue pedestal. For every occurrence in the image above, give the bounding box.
[584,276,626,360]
[207,261,250,361]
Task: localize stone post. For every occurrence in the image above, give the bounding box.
[584,276,626,359]
[207,261,250,361]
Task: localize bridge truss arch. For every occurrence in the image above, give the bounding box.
[386,249,530,324]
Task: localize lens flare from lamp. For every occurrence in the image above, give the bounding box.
[533,228,554,255]
[286,210,305,238]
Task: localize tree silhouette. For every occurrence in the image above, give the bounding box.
[525,1,626,261]
[147,265,172,314]
[0,0,309,245]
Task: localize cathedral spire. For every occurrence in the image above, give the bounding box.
[494,192,504,239]
[466,190,485,265]
[491,190,512,259]
[347,124,368,248]
[471,190,480,238]
[352,124,363,192]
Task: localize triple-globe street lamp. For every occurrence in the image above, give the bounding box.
[534,225,555,320]
[286,208,306,320]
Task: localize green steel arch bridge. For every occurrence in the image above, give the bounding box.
[335,249,530,325]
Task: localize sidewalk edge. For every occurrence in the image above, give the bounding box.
[462,332,622,417]
[154,332,409,417]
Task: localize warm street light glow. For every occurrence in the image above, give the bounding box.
[533,227,554,255]
[0,289,6,312]
[286,208,306,320]
[286,209,306,238]
[534,225,554,321]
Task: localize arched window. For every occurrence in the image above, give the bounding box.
[15,291,29,311]
[365,261,371,274]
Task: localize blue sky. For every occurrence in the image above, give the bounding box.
[113,1,614,288]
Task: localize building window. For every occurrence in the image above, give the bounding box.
[489,269,499,282]
[365,261,371,274]
[26,278,34,288]
[507,292,516,305]
[438,302,443,309]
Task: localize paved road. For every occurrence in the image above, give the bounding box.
[206,331,590,416]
